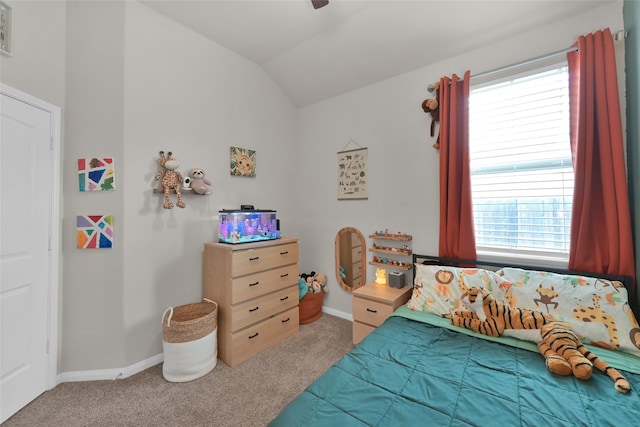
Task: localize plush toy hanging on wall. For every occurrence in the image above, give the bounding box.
[154,151,186,209]
[421,81,441,149]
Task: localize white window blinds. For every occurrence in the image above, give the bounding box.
[469,65,573,257]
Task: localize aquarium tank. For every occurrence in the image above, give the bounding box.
[218,210,280,244]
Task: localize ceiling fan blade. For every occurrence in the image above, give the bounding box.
[311,0,329,9]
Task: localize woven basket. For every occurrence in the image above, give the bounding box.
[162,299,218,344]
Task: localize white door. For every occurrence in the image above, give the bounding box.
[1,88,59,423]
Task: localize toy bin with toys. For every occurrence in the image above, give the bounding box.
[298,272,328,324]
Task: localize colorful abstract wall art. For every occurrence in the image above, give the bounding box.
[78,157,115,191]
[77,215,113,249]
[230,146,256,177]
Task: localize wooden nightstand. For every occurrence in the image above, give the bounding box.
[352,282,412,344]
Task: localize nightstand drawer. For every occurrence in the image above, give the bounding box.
[231,264,298,304]
[231,242,298,277]
[353,321,376,344]
[230,285,298,331]
[352,297,394,327]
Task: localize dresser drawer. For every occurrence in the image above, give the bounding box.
[231,242,298,277]
[230,264,298,304]
[351,246,363,263]
[352,276,363,288]
[352,261,363,278]
[230,285,298,331]
[229,306,299,366]
[352,297,394,327]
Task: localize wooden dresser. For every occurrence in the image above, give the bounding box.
[352,282,412,344]
[203,237,299,367]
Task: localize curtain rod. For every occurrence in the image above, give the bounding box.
[468,29,626,81]
[470,46,578,81]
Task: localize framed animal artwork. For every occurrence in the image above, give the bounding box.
[337,147,367,200]
[230,146,256,177]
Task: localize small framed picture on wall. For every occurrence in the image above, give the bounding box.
[230,146,256,177]
[0,1,13,56]
[337,147,368,200]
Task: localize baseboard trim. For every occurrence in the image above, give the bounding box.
[56,353,164,384]
[55,309,350,384]
[322,306,353,322]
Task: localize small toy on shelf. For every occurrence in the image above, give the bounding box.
[154,151,185,209]
[371,229,412,240]
[188,168,212,195]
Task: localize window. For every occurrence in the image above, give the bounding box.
[469,65,573,260]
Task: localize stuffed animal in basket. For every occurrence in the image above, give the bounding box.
[310,273,328,294]
[188,168,212,195]
[154,151,185,209]
[448,287,630,393]
[299,272,329,297]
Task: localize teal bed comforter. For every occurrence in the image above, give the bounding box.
[269,307,640,427]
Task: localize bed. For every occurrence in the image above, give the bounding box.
[269,255,640,426]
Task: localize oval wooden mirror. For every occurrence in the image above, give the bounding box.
[335,227,366,292]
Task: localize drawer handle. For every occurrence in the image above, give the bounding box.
[282,317,290,323]
[280,296,289,301]
[249,256,260,261]
[249,306,260,312]
[280,273,289,278]
[280,251,289,255]
[249,332,259,339]
[366,308,378,313]
[249,281,259,287]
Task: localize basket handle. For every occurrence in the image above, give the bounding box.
[162,307,174,328]
[203,298,215,304]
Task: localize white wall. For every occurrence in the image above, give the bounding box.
[3,0,296,374]
[0,1,66,108]
[62,0,127,371]
[0,0,626,375]
[0,0,67,372]
[295,3,625,315]
[120,1,297,367]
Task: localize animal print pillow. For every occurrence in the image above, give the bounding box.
[408,264,508,316]
[496,267,640,357]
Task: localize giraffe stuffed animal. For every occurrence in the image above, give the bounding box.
[154,151,185,209]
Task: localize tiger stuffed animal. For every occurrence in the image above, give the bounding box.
[449,287,631,394]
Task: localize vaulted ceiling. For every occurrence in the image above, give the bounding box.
[141,0,616,107]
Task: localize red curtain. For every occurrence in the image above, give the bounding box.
[438,70,476,260]
[568,28,636,285]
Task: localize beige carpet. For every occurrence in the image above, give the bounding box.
[4,314,354,427]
